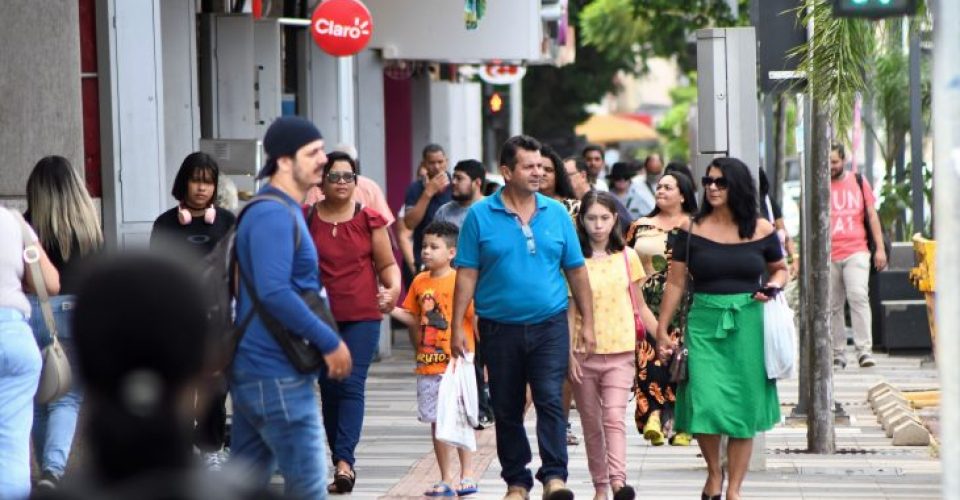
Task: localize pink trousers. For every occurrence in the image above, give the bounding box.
[570,351,635,488]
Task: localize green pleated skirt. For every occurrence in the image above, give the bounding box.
[675,292,780,438]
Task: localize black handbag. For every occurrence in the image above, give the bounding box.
[668,345,688,383]
[237,268,336,374]
[668,221,695,383]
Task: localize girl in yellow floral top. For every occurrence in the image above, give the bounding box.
[568,191,657,500]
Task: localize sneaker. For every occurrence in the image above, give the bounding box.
[858,353,876,368]
[669,432,692,446]
[35,471,60,490]
[542,478,574,500]
[565,423,579,446]
[833,357,847,370]
[203,449,229,471]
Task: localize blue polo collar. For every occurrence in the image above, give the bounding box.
[489,187,549,213]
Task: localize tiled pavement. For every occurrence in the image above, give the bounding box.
[315,331,942,499]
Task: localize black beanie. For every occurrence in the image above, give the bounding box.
[258,116,323,179]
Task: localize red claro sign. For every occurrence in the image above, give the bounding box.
[311,0,373,57]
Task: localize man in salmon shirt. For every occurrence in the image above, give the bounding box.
[829,144,887,369]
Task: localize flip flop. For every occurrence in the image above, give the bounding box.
[456,477,479,496]
[424,481,456,497]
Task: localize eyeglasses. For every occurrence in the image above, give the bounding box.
[701,176,729,190]
[326,172,356,184]
[517,218,536,255]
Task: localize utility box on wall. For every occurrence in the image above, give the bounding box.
[695,28,761,182]
[199,14,282,141]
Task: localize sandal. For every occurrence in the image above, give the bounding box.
[424,481,456,497]
[456,477,479,496]
[328,468,356,494]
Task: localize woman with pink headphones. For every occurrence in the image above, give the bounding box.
[150,151,237,469]
[151,152,237,257]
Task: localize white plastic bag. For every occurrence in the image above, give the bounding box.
[435,354,478,451]
[763,294,796,380]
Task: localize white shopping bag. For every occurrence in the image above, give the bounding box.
[436,354,478,451]
[763,294,797,380]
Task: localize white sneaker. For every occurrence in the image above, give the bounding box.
[203,449,229,471]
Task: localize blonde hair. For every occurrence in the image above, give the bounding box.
[26,156,104,261]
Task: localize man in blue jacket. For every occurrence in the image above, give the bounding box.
[230,116,352,499]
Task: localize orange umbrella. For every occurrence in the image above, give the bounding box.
[575,114,659,144]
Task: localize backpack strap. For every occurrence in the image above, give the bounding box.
[239,194,302,250]
[232,193,307,342]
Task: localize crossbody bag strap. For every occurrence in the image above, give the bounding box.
[622,250,641,322]
[11,209,58,339]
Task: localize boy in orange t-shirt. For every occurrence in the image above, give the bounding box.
[391,221,477,497]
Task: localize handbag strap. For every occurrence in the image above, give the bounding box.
[622,250,642,330]
[11,209,59,340]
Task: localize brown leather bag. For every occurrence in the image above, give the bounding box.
[11,209,72,404]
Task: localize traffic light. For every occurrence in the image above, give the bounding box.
[488,92,504,114]
[833,0,917,19]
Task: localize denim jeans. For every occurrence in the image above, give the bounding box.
[230,372,327,499]
[29,295,83,477]
[478,311,570,490]
[0,308,42,499]
[318,320,380,467]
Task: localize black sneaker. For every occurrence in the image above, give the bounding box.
[858,353,876,368]
[35,471,60,490]
[833,357,846,370]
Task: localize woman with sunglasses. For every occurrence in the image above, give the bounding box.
[625,171,698,448]
[305,151,401,494]
[655,158,788,500]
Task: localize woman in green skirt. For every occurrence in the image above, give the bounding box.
[654,157,788,500]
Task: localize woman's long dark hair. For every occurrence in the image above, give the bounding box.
[541,145,576,200]
[696,157,759,239]
[646,172,698,217]
[577,191,626,258]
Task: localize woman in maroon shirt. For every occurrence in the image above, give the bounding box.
[306,151,400,494]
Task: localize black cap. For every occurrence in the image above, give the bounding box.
[258,116,323,179]
[607,162,637,181]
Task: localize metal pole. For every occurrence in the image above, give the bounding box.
[908,23,925,234]
[762,92,778,200]
[932,1,960,497]
[864,95,876,185]
[794,92,811,418]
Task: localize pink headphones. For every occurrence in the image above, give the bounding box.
[177,205,216,225]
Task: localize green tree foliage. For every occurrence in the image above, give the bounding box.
[523,0,746,144]
[790,0,876,136]
[580,0,747,72]
[522,44,627,143]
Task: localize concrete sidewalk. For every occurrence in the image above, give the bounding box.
[325,334,941,499]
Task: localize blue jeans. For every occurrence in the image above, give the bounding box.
[479,311,570,490]
[230,372,327,499]
[0,308,42,499]
[29,295,83,477]
[318,320,380,467]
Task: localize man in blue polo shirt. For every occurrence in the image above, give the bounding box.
[451,135,596,500]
